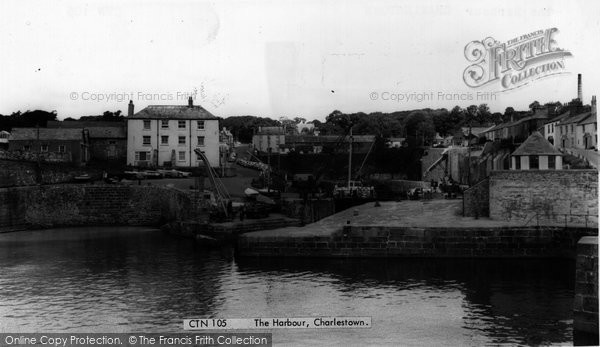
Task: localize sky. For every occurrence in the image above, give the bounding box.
[0,0,599,121]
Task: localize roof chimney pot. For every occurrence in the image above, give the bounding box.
[128,100,134,116]
[577,74,582,101]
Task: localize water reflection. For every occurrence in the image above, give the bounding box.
[0,227,575,346]
[235,257,575,346]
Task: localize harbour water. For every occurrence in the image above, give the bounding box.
[0,227,576,346]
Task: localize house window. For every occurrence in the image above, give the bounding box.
[143,136,151,146]
[178,136,186,145]
[135,151,149,161]
[161,120,169,129]
[571,124,574,133]
[515,156,520,170]
[178,120,186,129]
[58,145,66,153]
[548,156,556,170]
[161,136,169,145]
[529,155,539,169]
[197,121,205,130]
[178,151,186,161]
[143,120,151,130]
[40,145,48,152]
[197,136,205,146]
[23,145,31,151]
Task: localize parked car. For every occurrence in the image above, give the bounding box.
[157,169,182,178]
[123,171,145,180]
[142,170,163,179]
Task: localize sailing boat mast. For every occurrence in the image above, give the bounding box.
[347,126,353,188]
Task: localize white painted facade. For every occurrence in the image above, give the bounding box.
[511,155,563,170]
[127,118,219,167]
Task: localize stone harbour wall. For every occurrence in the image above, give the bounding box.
[489,170,598,226]
[0,159,95,188]
[573,236,599,345]
[463,178,489,217]
[0,184,196,230]
[237,225,597,258]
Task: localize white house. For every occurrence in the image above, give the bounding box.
[0,130,9,148]
[510,131,563,170]
[252,126,285,153]
[126,98,220,168]
[543,111,570,147]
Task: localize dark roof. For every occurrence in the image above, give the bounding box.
[547,111,570,124]
[578,112,597,125]
[87,127,126,138]
[486,110,550,132]
[256,127,285,135]
[560,112,591,125]
[128,105,218,120]
[47,121,126,138]
[9,128,84,141]
[48,120,125,128]
[285,135,375,143]
[512,131,562,156]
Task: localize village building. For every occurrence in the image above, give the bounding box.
[8,128,90,165]
[252,126,286,153]
[510,131,563,170]
[47,121,127,162]
[0,130,9,150]
[296,121,315,135]
[220,127,234,149]
[543,111,571,146]
[126,98,220,168]
[484,108,550,144]
[280,135,375,154]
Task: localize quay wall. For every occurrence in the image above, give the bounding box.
[463,178,489,217]
[0,184,196,230]
[281,198,335,224]
[0,159,96,188]
[237,225,597,258]
[573,236,599,345]
[489,170,598,226]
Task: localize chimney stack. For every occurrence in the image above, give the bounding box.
[577,74,582,101]
[128,100,134,116]
[188,96,193,108]
[592,95,597,115]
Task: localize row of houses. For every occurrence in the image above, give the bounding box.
[4,98,231,168]
[251,126,375,154]
[483,74,597,153]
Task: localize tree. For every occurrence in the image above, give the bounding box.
[529,101,540,112]
[503,107,515,123]
[477,104,491,124]
[404,111,435,146]
[432,108,455,137]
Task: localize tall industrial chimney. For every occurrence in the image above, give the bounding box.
[577,74,582,101]
[128,100,134,116]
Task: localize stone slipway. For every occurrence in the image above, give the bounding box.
[237,200,597,258]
